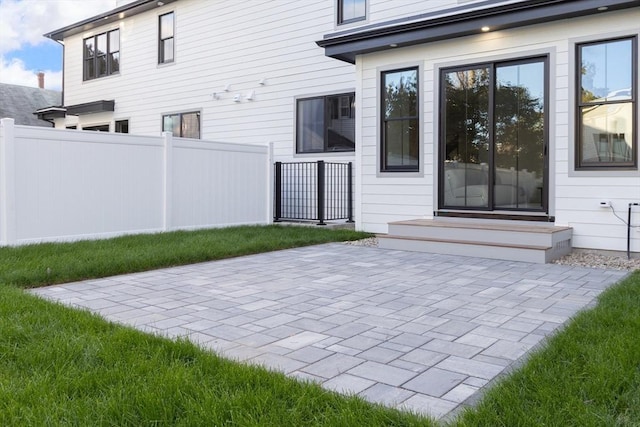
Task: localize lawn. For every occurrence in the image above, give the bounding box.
[1,226,639,425]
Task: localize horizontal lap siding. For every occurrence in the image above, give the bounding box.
[358,9,640,252]
[62,0,355,165]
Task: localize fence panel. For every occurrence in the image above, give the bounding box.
[0,119,269,246]
[274,160,353,225]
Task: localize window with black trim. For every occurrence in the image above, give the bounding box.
[296,93,355,153]
[83,124,110,132]
[115,120,129,133]
[338,0,366,25]
[159,12,174,64]
[83,29,119,81]
[577,36,637,169]
[162,112,200,139]
[381,67,419,172]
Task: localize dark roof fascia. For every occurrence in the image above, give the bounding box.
[44,0,178,41]
[66,100,115,116]
[317,0,640,63]
[34,107,67,121]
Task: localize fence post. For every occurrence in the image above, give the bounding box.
[347,162,354,223]
[274,161,282,222]
[0,118,16,245]
[162,131,173,231]
[317,160,326,225]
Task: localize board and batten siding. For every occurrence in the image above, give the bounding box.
[60,0,357,164]
[357,9,640,253]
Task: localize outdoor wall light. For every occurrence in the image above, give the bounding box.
[481,26,491,32]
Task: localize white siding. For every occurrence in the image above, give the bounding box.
[358,9,640,253]
[61,0,357,164]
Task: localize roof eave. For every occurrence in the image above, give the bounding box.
[317,0,640,63]
[44,0,178,41]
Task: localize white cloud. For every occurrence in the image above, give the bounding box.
[0,56,62,90]
[0,0,116,55]
[0,0,114,89]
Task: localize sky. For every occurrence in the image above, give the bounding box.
[0,0,116,90]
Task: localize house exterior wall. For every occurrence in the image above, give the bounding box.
[57,0,359,164]
[356,8,640,253]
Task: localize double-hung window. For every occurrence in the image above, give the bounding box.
[338,0,366,25]
[381,67,419,172]
[162,112,200,139]
[159,12,174,64]
[83,29,120,80]
[577,36,637,169]
[296,93,355,153]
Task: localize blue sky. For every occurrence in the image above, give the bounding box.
[0,0,115,90]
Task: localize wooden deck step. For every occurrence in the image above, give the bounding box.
[380,219,572,263]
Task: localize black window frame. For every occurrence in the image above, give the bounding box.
[115,120,129,133]
[438,56,549,213]
[83,29,120,81]
[296,92,356,154]
[575,36,637,170]
[158,11,175,64]
[380,66,420,172]
[337,0,366,25]
[162,111,200,139]
[82,124,110,132]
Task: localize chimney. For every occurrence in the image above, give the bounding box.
[37,72,45,89]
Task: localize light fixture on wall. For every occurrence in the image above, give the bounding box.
[246,90,255,101]
[258,78,266,86]
[233,94,241,102]
[224,84,231,92]
[211,92,220,100]
[481,26,491,32]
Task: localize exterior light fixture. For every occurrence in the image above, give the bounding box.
[389,43,398,47]
[597,6,608,11]
[481,26,490,32]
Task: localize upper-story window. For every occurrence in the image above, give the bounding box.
[83,29,120,81]
[577,36,637,169]
[296,93,355,153]
[163,111,200,139]
[338,0,366,25]
[159,12,174,64]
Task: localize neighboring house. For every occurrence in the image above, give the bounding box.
[0,82,61,127]
[43,0,640,255]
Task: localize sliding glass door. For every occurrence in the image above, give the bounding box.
[440,57,547,212]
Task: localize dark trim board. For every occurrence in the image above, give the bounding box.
[317,0,640,63]
[435,210,555,223]
[66,100,115,116]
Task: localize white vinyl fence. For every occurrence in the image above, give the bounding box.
[0,118,271,246]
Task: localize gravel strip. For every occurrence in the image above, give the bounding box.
[345,238,640,271]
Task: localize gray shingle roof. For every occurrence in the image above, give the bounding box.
[0,83,62,127]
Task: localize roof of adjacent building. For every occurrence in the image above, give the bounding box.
[0,83,62,127]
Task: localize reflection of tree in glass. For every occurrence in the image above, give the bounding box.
[494,83,544,174]
[581,62,598,102]
[443,68,490,165]
[384,71,417,118]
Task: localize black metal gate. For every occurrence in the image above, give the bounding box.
[274,161,353,225]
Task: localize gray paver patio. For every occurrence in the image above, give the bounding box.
[29,243,628,420]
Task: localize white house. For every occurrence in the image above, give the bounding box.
[43,0,640,258]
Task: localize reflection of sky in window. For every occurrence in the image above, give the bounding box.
[387,70,415,90]
[497,62,544,104]
[343,0,366,21]
[582,39,632,99]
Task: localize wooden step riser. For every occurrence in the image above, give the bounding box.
[388,224,572,247]
[378,237,554,263]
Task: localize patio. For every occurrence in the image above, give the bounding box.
[30,243,628,420]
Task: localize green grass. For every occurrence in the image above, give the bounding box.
[454,271,640,426]
[1,226,639,425]
[0,285,430,426]
[0,225,370,289]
